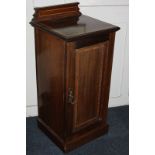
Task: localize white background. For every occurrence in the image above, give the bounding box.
[0,0,155,155]
[26,0,129,117]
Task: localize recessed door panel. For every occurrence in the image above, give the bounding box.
[72,42,108,131]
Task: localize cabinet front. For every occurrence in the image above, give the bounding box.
[66,41,109,134]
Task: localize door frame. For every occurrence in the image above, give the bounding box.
[65,32,116,137]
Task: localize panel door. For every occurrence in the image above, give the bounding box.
[66,41,109,134]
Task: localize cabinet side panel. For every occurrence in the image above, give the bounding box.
[35,28,65,138]
[100,32,116,123]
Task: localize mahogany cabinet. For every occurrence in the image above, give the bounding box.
[30,2,120,152]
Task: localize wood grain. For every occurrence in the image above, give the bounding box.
[74,43,105,129]
[35,28,66,138]
[31,2,119,152]
[32,2,81,21]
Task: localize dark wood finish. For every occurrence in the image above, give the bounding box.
[34,28,66,139]
[73,42,109,132]
[31,3,120,152]
[31,15,119,41]
[30,3,119,41]
[32,2,81,22]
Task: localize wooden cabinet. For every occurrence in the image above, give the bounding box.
[30,2,120,152]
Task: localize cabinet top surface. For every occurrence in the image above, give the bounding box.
[32,15,120,41]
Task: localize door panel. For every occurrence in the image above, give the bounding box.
[72,42,109,131]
